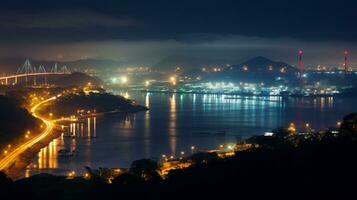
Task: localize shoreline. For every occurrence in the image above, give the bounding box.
[4,129,62,179]
[138,90,357,98]
[6,107,148,179]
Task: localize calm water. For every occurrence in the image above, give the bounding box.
[24,92,356,177]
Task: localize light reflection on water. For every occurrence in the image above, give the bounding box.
[24,92,355,177]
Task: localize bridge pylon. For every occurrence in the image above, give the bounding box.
[60,65,70,74]
[51,63,58,73]
[18,59,34,74]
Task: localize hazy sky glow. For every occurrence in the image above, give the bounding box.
[1,0,357,66]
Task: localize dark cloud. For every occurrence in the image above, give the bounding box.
[0,10,135,29]
[0,0,356,66]
[0,0,356,43]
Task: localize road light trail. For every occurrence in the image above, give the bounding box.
[0,96,57,171]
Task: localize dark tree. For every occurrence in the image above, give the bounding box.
[189,152,219,165]
[129,159,160,180]
[340,113,357,135]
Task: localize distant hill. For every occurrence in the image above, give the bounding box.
[61,59,124,72]
[152,55,238,72]
[234,56,297,73]
[180,56,299,84]
[52,72,104,87]
[152,55,297,74]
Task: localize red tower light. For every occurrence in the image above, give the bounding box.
[344,50,348,74]
[298,50,303,81]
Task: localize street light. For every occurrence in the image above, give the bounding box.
[191,145,195,153]
[288,122,296,133]
[84,173,90,179]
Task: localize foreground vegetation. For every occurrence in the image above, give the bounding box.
[1,113,357,200]
[0,95,41,150]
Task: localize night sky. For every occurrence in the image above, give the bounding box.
[0,0,356,66]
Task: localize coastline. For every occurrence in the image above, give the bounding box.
[4,129,62,179]
[6,106,148,179]
[139,89,357,98]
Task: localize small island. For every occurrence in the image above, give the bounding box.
[37,89,148,118]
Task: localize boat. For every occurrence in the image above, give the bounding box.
[63,132,75,138]
[58,149,77,157]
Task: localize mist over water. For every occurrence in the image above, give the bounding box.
[24,92,355,177]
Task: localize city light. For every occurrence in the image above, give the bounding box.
[170,76,176,85]
[288,123,296,133]
[84,173,90,179]
[67,171,76,179]
[121,76,128,84]
[111,77,118,83]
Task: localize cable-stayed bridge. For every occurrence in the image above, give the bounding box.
[0,59,71,85]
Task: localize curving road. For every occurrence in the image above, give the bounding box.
[0,96,57,171]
